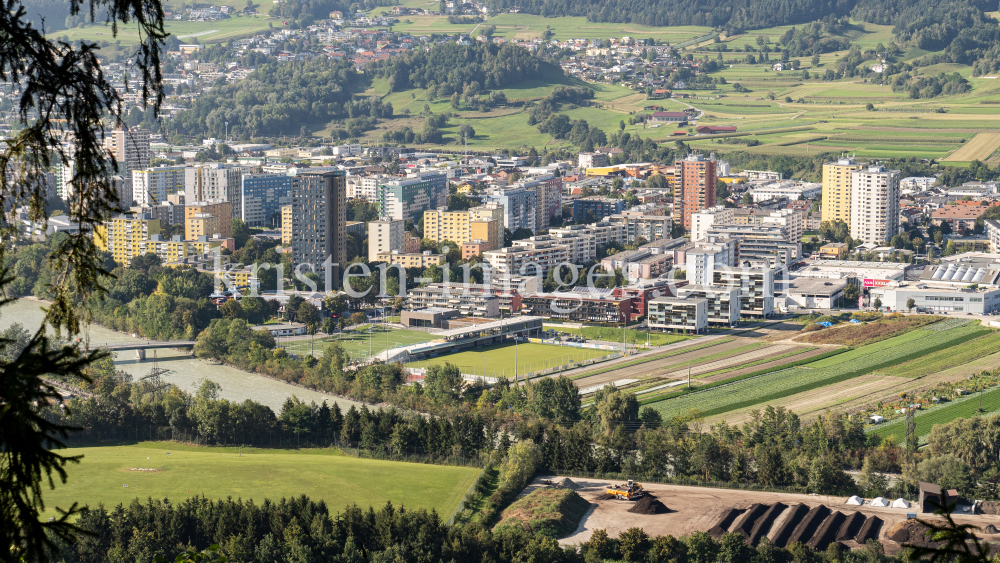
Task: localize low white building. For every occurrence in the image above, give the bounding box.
[254,322,308,336]
[748,181,822,202]
[648,296,708,333]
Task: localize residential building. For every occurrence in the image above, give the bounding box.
[293,170,347,284]
[185,163,244,219]
[376,250,446,268]
[520,290,630,323]
[132,166,186,205]
[550,222,627,249]
[406,285,500,317]
[648,296,708,333]
[572,197,626,223]
[674,153,716,230]
[404,231,421,253]
[347,175,384,202]
[578,152,609,169]
[677,285,739,326]
[686,239,735,286]
[612,279,676,320]
[849,165,900,244]
[423,208,471,244]
[760,209,805,244]
[378,171,448,222]
[463,240,489,260]
[986,219,1000,253]
[486,186,536,232]
[104,125,150,205]
[691,205,735,242]
[130,201,183,226]
[187,213,224,239]
[281,204,293,245]
[139,234,223,265]
[821,157,864,224]
[602,238,688,280]
[483,239,569,280]
[184,201,232,240]
[748,181,822,202]
[712,266,775,318]
[241,174,294,227]
[819,242,849,260]
[704,225,799,267]
[369,219,405,261]
[604,212,672,243]
[94,214,161,267]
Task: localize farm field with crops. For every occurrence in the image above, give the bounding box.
[647,321,989,420]
[870,386,1000,444]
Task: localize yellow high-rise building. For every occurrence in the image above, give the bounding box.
[186,213,224,240]
[94,215,161,267]
[423,209,471,244]
[821,157,864,224]
[184,201,232,239]
[469,218,501,251]
[281,204,293,245]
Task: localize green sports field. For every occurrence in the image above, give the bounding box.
[40,442,480,520]
[282,325,436,361]
[407,341,615,379]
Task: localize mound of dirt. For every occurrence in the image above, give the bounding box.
[979,501,1000,515]
[552,477,579,489]
[628,495,670,515]
[595,493,616,500]
[984,524,999,534]
[888,520,938,547]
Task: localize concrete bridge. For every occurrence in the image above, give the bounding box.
[96,340,196,361]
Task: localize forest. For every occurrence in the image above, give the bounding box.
[47,493,909,563]
[166,57,380,139]
[369,42,552,94]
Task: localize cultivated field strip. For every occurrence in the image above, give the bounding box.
[942,132,1000,161]
[661,344,804,380]
[649,323,988,420]
[571,339,749,388]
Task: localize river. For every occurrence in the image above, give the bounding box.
[1,299,364,413]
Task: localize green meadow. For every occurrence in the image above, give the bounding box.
[40,442,481,520]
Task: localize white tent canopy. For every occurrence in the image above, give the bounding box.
[892,498,910,508]
[846,496,864,506]
[871,497,890,507]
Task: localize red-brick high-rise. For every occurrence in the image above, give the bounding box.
[673,153,717,231]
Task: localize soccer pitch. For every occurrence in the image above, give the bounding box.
[40,442,480,520]
[406,341,616,379]
[281,325,437,360]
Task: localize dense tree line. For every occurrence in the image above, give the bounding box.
[369,42,550,93]
[46,492,912,563]
[779,21,852,57]
[168,57,374,139]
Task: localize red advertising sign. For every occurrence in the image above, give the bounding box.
[863,278,891,288]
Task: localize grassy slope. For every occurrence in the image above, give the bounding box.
[40,442,480,520]
[493,488,591,539]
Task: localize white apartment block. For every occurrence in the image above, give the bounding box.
[691,205,735,242]
[368,219,405,261]
[849,166,900,244]
[132,166,186,205]
[484,240,569,280]
[686,239,735,286]
[985,219,1000,253]
[347,175,382,202]
[760,209,805,244]
[185,163,244,219]
[550,223,627,249]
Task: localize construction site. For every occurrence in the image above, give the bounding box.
[538,477,1000,552]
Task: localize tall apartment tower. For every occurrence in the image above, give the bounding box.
[293,170,346,286]
[368,219,405,261]
[849,166,900,244]
[104,126,150,205]
[132,166,186,205]
[185,163,244,219]
[674,153,716,231]
[821,157,864,224]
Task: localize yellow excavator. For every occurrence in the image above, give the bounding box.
[606,480,644,500]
